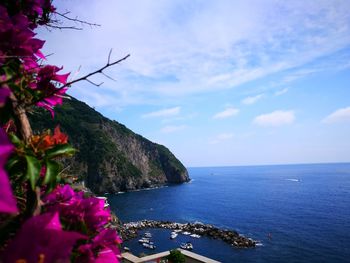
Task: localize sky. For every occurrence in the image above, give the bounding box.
[39,0,350,167]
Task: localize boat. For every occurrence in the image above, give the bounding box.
[144,232,152,238]
[174,229,182,233]
[170,232,178,239]
[182,231,191,235]
[180,242,193,250]
[142,243,156,250]
[138,238,150,243]
[190,234,201,238]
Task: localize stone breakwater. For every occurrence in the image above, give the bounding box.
[119,219,257,248]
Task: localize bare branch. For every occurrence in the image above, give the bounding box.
[63,53,130,87]
[86,79,104,87]
[46,24,83,30]
[107,49,113,64]
[101,72,116,82]
[29,53,130,106]
[54,11,101,27]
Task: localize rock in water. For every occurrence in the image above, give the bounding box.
[30,96,190,193]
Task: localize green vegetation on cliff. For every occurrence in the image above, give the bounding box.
[30,97,189,194]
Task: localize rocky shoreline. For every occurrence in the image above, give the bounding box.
[118,219,257,248]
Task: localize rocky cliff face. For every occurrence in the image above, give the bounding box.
[30,97,190,194]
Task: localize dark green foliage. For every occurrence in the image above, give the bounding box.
[166,250,186,263]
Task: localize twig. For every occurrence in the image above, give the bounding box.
[46,25,83,30]
[63,53,130,87]
[54,11,101,27]
[29,52,130,106]
[86,79,103,87]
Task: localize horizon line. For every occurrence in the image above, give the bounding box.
[186,161,350,169]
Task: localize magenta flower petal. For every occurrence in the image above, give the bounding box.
[92,229,122,255]
[82,198,111,230]
[36,101,55,117]
[0,88,10,106]
[77,229,121,263]
[35,48,46,60]
[53,73,70,84]
[0,170,18,213]
[43,184,77,204]
[2,212,86,263]
[95,248,120,263]
[0,128,17,214]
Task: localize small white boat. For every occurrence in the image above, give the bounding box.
[190,234,201,238]
[170,232,178,239]
[180,242,193,250]
[182,231,191,235]
[174,229,182,233]
[138,238,150,243]
[142,243,156,249]
[144,232,152,238]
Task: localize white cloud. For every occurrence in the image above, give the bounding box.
[160,125,186,133]
[213,107,239,119]
[142,106,180,118]
[275,88,289,96]
[242,94,264,105]
[253,110,295,127]
[322,107,350,124]
[161,113,198,123]
[40,1,350,105]
[210,133,234,144]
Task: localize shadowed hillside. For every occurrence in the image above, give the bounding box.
[30,97,189,194]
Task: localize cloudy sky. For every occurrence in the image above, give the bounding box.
[39,0,350,167]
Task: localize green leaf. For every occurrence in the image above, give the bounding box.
[45,144,76,159]
[25,155,41,190]
[5,156,20,171]
[43,160,60,190]
[8,133,22,147]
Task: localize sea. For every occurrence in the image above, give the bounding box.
[107,163,350,263]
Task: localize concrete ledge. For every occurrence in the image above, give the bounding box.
[121,249,221,263]
[178,249,221,263]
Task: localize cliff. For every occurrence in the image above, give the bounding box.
[30,97,190,194]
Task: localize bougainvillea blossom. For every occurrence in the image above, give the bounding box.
[35,66,70,116]
[77,229,121,263]
[0,6,45,65]
[44,185,111,232]
[2,212,86,263]
[82,197,112,231]
[0,87,10,106]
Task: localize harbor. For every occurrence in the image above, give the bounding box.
[120,219,258,248]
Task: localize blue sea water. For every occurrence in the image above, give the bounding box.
[107,163,350,263]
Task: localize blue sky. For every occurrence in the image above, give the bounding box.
[39,0,350,167]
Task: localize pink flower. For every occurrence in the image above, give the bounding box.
[37,65,69,85]
[0,6,45,65]
[77,229,122,263]
[82,198,112,231]
[44,184,78,204]
[35,65,70,117]
[0,87,10,106]
[95,248,120,263]
[44,185,111,232]
[1,212,86,263]
[0,127,17,214]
